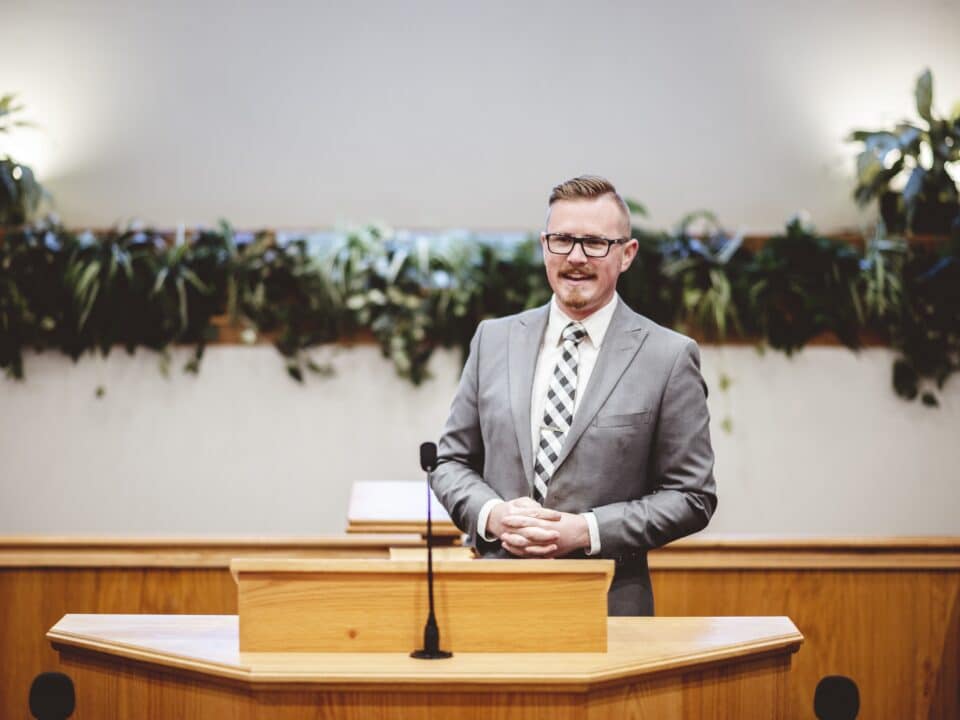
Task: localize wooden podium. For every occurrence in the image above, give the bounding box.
[48,557,804,719]
[232,558,613,652]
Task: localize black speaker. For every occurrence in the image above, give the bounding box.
[29,672,75,720]
[814,675,860,720]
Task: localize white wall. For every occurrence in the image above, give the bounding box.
[2,2,959,538]
[2,345,958,536]
[3,0,960,233]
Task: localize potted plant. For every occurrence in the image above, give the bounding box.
[0,94,46,227]
[850,69,960,236]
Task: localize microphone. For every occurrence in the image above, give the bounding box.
[29,672,75,720]
[411,441,452,659]
[420,442,437,473]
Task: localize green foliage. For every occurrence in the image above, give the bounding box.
[746,216,864,354]
[877,232,960,406]
[849,69,960,235]
[658,211,749,341]
[0,94,46,226]
[2,216,959,405]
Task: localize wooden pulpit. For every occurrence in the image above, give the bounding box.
[48,555,804,719]
[232,558,613,652]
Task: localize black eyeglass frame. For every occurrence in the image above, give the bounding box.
[543,233,631,258]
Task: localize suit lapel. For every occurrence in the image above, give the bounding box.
[508,304,550,487]
[552,301,650,474]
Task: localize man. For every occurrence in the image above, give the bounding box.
[430,175,717,616]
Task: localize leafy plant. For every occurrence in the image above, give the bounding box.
[618,201,674,325]
[234,228,344,381]
[746,216,864,354]
[658,211,749,340]
[433,233,550,360]
[0,221,73,377]
[0,94,46,226]
[877,232,960,406]
[325,226,458,384]
[850,69,960,235]
[2,214,956,407]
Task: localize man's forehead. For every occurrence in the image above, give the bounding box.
[545,196,630,236]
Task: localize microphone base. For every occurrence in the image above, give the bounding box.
[410,648,453,660]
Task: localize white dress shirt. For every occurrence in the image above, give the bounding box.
[477,293,620,555]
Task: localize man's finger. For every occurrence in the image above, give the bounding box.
[502,525,558,544]
[506,498,542,515]
[501,532,531,548]
[501,514,548,529]
[501,540,527,557]
[511,497,541,508]
[501,517,560,538]
[522,543,558,557]
[533,507,562,520]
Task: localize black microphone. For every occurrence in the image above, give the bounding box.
[29,672,75,720]
[420,442,437,473]
[411,441,452,659]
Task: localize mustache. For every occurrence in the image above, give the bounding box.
[559,267,597,279]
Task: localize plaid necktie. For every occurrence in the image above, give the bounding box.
[533,321,588,503]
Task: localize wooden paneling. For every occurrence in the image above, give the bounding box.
[650,567,960,719]
[0,536,420,716]
[0,567,237,715]
[2,536,959,718]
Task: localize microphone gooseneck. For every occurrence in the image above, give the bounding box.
[411,441,452,660]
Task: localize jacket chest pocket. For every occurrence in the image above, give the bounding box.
[594,410,650,428]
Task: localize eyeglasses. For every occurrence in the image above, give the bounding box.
[544,233,630,258]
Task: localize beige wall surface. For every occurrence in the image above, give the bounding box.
[2,0,959,232]
[2,1,959,536]
[1,344,957,535]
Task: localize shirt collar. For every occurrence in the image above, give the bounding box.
[547,293,619,349]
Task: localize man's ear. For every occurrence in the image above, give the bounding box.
[620,238,639,272]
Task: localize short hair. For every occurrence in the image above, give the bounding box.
[547,175,631,234]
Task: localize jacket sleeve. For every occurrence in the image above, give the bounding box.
[429,321,502,543]
[591,339,718,557]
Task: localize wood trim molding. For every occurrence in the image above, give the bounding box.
[3,535,958,570]
[650,535,960,569]
[346,521,462,538]
[0,535,425,568]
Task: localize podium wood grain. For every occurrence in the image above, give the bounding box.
[232,559,614,652]
[49,614,802,719]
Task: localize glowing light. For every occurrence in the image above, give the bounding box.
[0,129,57,180]
[11,165,22,180]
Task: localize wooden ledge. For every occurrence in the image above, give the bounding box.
[0,535,425,568]
[48,614,802,691]
[4,535,959,570]
[650,535,960,569]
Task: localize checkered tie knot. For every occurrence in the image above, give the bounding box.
[533,321,588,503]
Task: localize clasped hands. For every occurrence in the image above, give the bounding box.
[487,497,589,558]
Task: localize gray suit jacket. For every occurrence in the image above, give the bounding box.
[430,299,717,615]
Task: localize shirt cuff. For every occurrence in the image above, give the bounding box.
[477,499,504,542]
[582,511,601,555]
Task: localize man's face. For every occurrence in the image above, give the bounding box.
[541,195,638,320]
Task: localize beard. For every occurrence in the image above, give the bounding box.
[555,266,597,309]
[558,285,590,309]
